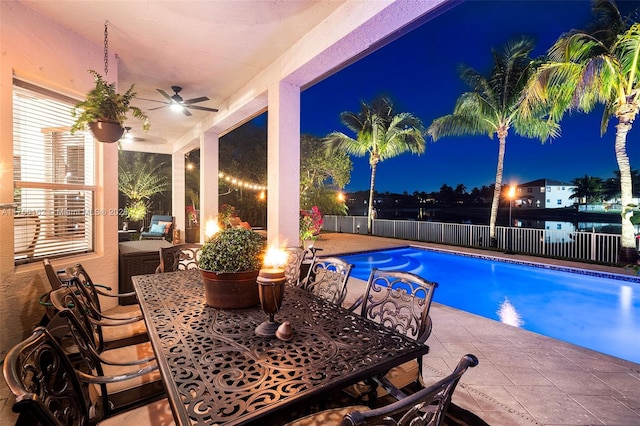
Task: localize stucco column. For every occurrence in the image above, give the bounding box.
[172,151,186,243]
[200,131,219,242]
[267,81,300,246]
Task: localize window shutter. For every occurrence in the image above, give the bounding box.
[13,79,96,264]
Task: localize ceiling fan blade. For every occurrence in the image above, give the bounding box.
[182,108,192,117]
[149,105,169,111]
[182,96,209,105]
[186,104,219,112]
[137,97,167,104]
[157,88,173,102]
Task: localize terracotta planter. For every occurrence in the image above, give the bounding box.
[200,269,260,309]
[88,121,124,143]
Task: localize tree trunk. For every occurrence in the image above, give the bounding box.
[367,160,378,234]
[614,114,638,263]
[489,132,507,247]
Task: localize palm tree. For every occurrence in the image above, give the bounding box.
[521,0,640,261]
[570,174,604,204]
[427,37,559,247]
[118,161,170,223]
[324,96,425,233]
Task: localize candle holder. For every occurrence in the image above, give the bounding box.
[255,268,286,337]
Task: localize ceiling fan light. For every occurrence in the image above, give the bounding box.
[121,126,133,143]
[171,103,184,112]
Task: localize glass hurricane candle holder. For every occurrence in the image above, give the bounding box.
[255,245,288,337]
[255,267,286,337]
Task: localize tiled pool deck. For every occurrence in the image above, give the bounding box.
[2,232,639,425]
[318,232,640,425]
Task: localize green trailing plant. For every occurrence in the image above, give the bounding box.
[71,69,150,134]
[198,227,266,273]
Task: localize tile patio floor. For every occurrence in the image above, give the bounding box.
[2,232,639,425]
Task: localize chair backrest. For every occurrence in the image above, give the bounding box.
[342,354,479,426]
[14,214,41,260]
[66,263,105,313]
[49,278,112,353]
[3,326,92,426]
[48,288,103,358]
[157,243,202,272]
[43,258,67,290]
[360,269,438,344]
[301,256,353,305]
[284,247,305,286]
[48,289,115,414]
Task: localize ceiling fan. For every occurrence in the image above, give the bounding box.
[141,86,218,116]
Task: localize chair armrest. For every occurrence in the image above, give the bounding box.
[81,339,157,366]
[76,363,159,384]
[94,287,136,299]
[98,352,157,366]
[86,311,144,326]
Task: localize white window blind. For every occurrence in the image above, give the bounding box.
[13,79,95,265]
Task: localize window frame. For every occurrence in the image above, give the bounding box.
[13,79,96,265]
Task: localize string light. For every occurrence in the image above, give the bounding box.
[218,171,266,191]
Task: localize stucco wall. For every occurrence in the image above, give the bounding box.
[0,1,119,357]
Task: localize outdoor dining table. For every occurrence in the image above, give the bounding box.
[132,269,430,425]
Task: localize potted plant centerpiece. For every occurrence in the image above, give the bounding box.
[71,70,150,143]
[198,226,267,308]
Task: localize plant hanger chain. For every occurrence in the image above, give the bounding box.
[103,20,109,76]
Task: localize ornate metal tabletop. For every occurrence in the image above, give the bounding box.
[133,270,429,425]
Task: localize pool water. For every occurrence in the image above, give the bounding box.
[338,246,640,364]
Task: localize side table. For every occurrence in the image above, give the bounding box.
[118,229,137,242]
[118,240,172,304]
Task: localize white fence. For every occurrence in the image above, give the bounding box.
[323,216,622,264]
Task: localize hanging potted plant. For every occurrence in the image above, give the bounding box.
[70,70,150,143]
[198,227,267,309]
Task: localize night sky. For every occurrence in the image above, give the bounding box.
[298,0,640,194]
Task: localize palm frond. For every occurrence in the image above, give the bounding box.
[323,131,370,157]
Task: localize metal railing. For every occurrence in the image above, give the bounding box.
[323,215,621,264]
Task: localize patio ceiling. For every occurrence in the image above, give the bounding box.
[19,0,456,151]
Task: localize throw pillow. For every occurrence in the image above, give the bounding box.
[150,223,166,234]
[158,221,172,233]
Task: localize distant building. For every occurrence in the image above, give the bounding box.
[515,179,575,209]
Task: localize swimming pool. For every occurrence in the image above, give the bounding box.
[338,246,640,364]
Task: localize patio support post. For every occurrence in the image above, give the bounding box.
[172,151,186,243]
[267,80,300,246]
[201,131,219,242]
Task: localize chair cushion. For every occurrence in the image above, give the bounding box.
[284,405,370,426]
[98,398,175,425]
[343,359,419,400]
[150,224,166,234]
[101,319,148,343]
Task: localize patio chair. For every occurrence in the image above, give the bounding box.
[345,269,438,403]
[48,289,165,418]
[156,243,202,273]
[38,258,78,325]
[284,247,306,286]
[140,214,174,240]
[64,263,148,351]
[300,256,353,306]
[2,326,173,426]
[284,354,478,426]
